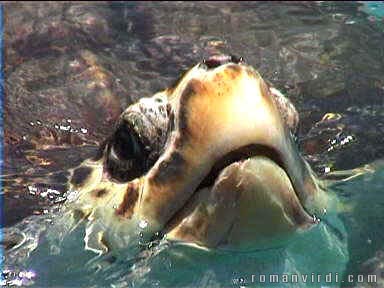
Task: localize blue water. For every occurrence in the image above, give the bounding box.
[2,1,384,287]
[360,2,384,19]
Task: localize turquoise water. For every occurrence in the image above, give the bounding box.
[359,2,384,19]
[2,2,384,287]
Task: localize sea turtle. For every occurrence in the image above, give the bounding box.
[65,55,332,255]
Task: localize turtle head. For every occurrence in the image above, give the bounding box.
[68,55,328,252]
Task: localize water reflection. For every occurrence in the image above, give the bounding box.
[2,1,384,287]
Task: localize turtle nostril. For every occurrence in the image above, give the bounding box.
[202,56,226,69]
[230,55,244,64]
[202,54,244,69]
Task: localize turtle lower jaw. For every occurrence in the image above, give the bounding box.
[198,144,314,225]
[196,144,286,190]
[163,146,315,248]
[220,155,315,249]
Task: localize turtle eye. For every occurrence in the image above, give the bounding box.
[103,94,170,182]
[105,121,148,182]
[111,123,142,161]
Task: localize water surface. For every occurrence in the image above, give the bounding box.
[2,2,384,287]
